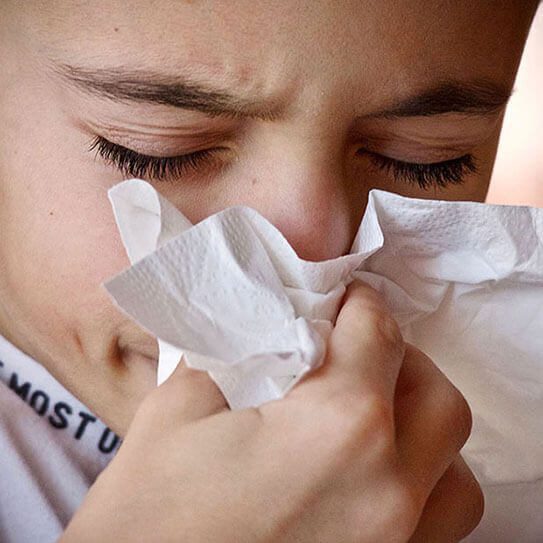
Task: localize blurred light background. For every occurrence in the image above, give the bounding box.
[487,4,543,207]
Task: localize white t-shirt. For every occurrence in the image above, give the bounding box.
[0,334,120,543]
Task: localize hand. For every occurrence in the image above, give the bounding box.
[61,281,483,542]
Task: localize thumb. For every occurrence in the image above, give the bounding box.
[151,356,228,425]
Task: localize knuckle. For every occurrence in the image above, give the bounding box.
[456,472,485,539]
[318,397,359,445]
[441,387,473,446]
[362,394,396,442]
[383,478,425,541]
[347,476,424,543]
[367,308,405,357]
[345,280,386,308]
[320,394,395,459]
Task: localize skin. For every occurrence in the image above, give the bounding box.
[0,1,538,540]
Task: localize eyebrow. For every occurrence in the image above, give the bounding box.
[371,80,511,119]
[54,63,285,121]
[55,63,511,121]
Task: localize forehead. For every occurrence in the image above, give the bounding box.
[14,1,530,108]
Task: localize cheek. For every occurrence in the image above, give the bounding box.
[0,83,130,338]
[0,175,128,336]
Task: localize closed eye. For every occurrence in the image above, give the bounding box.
[362,150,478,190]
[90,135,478,190]
[89,136,226,181]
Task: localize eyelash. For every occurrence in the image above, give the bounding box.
[89,136,222,181]
[90,136,477,190]
[366,151,478,190]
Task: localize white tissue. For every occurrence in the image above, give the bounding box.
[103,178,543,542]
[104,179,377,409]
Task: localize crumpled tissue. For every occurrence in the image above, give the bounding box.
[103,178,543,542]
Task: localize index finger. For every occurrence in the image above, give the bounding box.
[297,279,405,405]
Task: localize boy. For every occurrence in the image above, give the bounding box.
[0,2,538,541]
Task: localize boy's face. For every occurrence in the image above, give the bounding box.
[0,1,536,434]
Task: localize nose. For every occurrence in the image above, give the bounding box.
[253,175,356,261]
[226,145,363,262]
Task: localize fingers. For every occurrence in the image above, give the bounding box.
[139,279,404,432]
[395,345,473,490]
[409,455,485,542]
[300,280,405,406]
[136,357,228,429]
